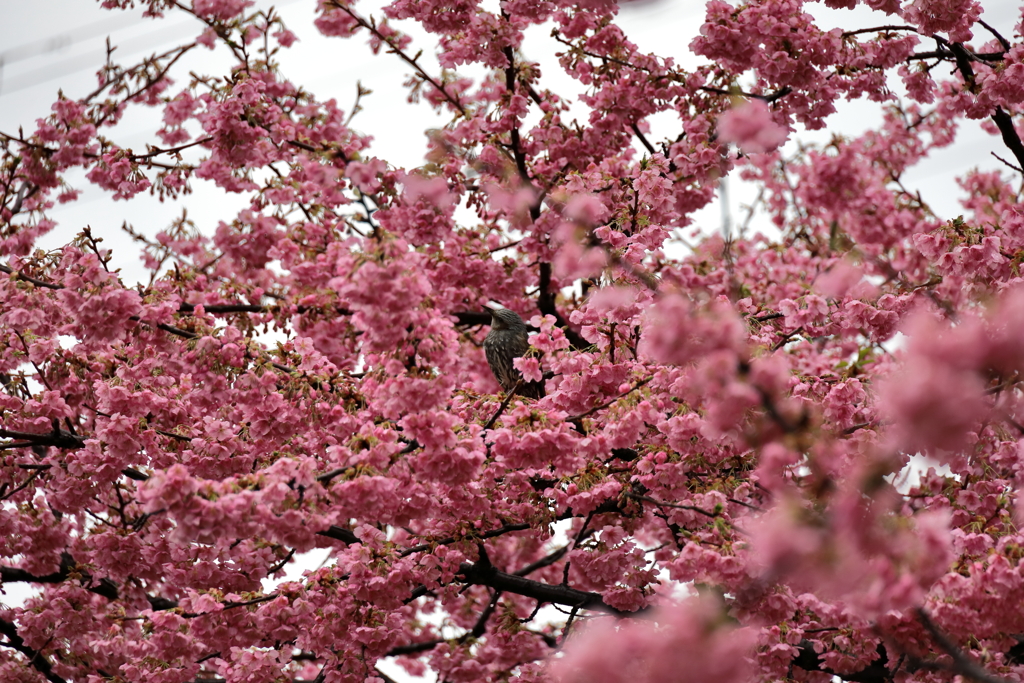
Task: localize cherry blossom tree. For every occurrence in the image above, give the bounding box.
[3,0,1024,681]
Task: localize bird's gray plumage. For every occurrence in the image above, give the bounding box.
[483,308,544,398]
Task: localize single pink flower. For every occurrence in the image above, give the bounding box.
[717,99,789,154]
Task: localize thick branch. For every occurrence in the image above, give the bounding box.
[989,108,1024,174]
[915,608,1011,683]
[388,589,502,657]
[316,526,361,545]
[792,642,891,683]
[947,42,1024,173]
[457,560,639,616]
[841,24,918,37]
[0,426,84,450]
[453,310,491,327]
[0,264,61,289]
[699,85,792,104]
[501,45,537,206]
[0,617,67,683]
[0,552,118,601]
[537,263,588,350]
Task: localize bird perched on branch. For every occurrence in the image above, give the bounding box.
[483,308,545,398]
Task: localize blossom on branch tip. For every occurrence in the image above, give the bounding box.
[717,99,789,155]
[552,596,754,683]
[5,1,1024,682]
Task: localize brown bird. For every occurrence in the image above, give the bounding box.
[483,308,544,398]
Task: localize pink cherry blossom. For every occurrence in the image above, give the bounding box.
[552,597,755,683]
[2,0,1024,682]
[717,99,790,154]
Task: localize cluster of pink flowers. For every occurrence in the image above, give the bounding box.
[4,1,1024,682]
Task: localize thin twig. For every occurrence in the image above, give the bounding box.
[483,379,524,431]
[915,608,1011,683]
[567,377,651,422]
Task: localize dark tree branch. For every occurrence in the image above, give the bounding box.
[325,1,466,118]
[457,560,644,616]
[7,182,40,217]
[915,608,1012,683]
[0,263,61,289]
[453,310,491,327]
[0,426,85,450]
[978,19,1011,53]
[498,43,588,351]
[181,594,278,619]
[699,85,792,103]
[566,376,651,422]
[988,108,1024,174]
[178,302,268,314]
[514,545,570,577]
[317,526,361,545]
[501,45,537,203]
[907,49,1004,62]
[483,379,524,430]
[792,641,891,683]
[0,616,67,683]
[1,552,118,601]
[946,42,1024,173]
[537,263,588,350]
[398,522,531,558]
[387,588,502,657]
[631,123,657,156]
[1,552,180,611]
[992,152,1024,174]
[841,25,918,37]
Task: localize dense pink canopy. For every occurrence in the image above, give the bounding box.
[2,0,1024,682]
